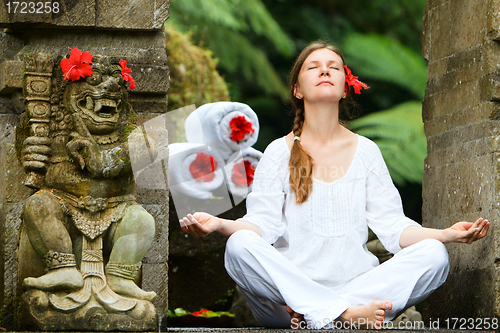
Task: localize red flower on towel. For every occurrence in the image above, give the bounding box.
[60,48,93,81]
[189,153,218,182]
[232,160,255,186]
[229,116,254,142]
[119,59,136,90]
[344,65,370,94]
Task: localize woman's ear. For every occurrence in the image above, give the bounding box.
[293,84,303,99]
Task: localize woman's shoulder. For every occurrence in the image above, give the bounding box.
[356,135,385,167]
[263,136,290,157]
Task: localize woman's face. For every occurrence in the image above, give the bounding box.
[294,48,346,104]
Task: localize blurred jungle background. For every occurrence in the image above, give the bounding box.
[165,0,428,323]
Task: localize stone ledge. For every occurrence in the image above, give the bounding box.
[1,329,495,332]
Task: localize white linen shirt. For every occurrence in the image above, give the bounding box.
[236,135,421,290]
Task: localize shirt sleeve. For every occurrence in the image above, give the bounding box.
[365,144,421,254]
[236,142,287,244]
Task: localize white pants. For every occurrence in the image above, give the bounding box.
[224,230,449,329]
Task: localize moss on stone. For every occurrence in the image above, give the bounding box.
[164,25,230,112]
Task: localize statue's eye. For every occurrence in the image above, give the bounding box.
[86,71,102,85]
[112,70,124,84]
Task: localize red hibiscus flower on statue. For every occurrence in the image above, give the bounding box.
[60,48,93,81]
[189,153,218,182]
[229,116,254,142]
[119,59,136,90]
[344,65,370,94]
[232,160,256,186]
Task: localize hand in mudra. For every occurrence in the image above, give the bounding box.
[179,212,221,238]
[443,218,489,244]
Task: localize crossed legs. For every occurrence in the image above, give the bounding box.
[224,230,449,329]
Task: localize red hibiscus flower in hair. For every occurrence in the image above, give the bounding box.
[60,48,93,81]
[119,59,136,90]
[344,65,370,94]
[232,160,256,186]
[189,153,218,182]
[229,116,254,142]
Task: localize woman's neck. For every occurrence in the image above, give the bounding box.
[301,101,343,143]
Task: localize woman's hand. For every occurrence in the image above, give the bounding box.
[442,218,490,244]
[179,212,221,238]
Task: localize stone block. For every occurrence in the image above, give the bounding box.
[433,80,480,119]
[487,0,500,41]
[19,30,168,66]
[449,0,487,54]
[427,1,452,61]
[96,0,169,30]
[142,262,168,313]
[129,64,169,94]
[0,96,15,114]
[426,58,448,80]
[447,45,482,72]
[0,32,23,63]
[132,96,168,115]
[0,2,7,24]
[0,1,51,26]
[143,204,168,264]
[480,73,500,101]
[51,0,96,27]
[0,60,23,94]
[2,201,23,329]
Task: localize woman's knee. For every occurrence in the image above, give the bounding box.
[225,229,262,268]
[226,230,260,256]
[417,238,450,272]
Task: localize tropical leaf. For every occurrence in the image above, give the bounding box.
[349,101,426,185]
[342,33,427,99]
[167,0,294,98]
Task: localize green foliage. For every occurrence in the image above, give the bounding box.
[343,33,427,99]
[349,101,426,185]
[167,0,294,99]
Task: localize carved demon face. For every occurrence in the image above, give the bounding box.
[64,62,126,135]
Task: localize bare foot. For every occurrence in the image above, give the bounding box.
[286,305,305,328]
[23,267,83,291]
[339,300,392,330]
[107,275,156,302]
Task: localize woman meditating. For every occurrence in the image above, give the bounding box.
[179,41,489,329]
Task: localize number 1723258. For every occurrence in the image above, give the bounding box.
[5,2,60,14]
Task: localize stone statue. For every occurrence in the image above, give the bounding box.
[16,52,157,330]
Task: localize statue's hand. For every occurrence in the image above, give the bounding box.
[66,135,102,173]
[22,136,52,170]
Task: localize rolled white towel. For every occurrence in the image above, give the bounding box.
[224,147,263,200]
[184,102,259,161]
[168,143,226,200]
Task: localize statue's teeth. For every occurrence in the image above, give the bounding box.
[101,99,117,107]
[94,100,102,112]
[86,97,94,110]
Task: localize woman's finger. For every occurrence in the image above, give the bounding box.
[467,227,482,244]
[477,221,490,240]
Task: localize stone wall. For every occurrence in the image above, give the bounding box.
[0,0,170,329]
[422,0,500,321]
